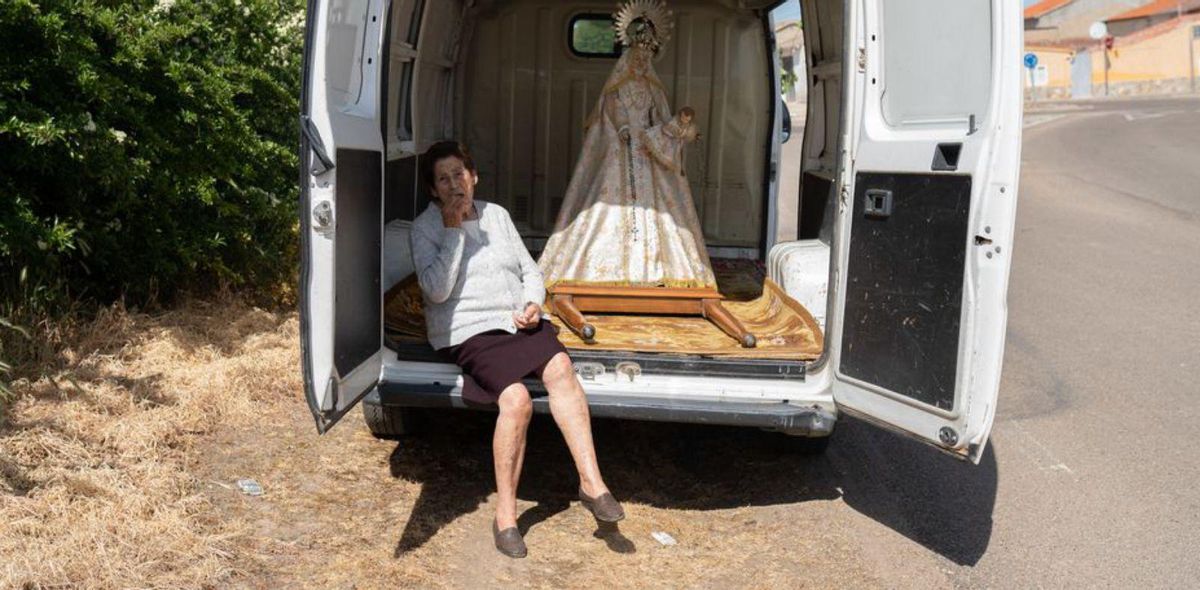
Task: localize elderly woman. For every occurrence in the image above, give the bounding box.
[410,141,624,558]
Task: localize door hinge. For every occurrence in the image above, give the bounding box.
[856,46,867,72]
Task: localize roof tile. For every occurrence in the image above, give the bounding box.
[1024,0,1073,19]
[1108,0,1200,22]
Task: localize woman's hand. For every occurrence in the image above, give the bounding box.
[441,196,470,228]
[513,302,541,330]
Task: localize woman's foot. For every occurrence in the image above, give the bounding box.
[492,520,527,558]
[578,487,625,523]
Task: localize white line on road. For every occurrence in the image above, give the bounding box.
[1005,420,1076,476]
[1023,114,1065,128]
[1122,110,1182,121]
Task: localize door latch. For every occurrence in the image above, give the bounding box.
[615,361,642,382]
[312,200,333,230]
[863,189,893,219]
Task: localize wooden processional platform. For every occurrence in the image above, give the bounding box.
[547,285,757,348]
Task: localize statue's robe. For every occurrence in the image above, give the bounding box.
[538,50,716,290]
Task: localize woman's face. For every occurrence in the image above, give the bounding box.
[432,155,477,206]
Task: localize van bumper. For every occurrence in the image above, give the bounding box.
[372,382,837,436]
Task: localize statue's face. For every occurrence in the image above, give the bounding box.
[630,45,652,70]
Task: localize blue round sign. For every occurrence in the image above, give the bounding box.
[1024,52,1038,69]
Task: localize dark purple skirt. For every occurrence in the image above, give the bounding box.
[442,320,568,405]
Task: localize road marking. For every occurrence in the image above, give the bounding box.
[1122,110,1182,121]
[1023,114,1065,128]
[1007,420,1076,475]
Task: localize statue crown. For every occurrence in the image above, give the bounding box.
[614,0,673,53]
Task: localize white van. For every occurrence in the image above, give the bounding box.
[299,0,1022,463]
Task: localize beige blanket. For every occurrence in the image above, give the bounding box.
[385,261,823,360]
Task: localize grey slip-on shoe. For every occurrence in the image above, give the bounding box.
[578,488,626,523]
[492,520,528,558]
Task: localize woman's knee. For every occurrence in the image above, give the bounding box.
[498,383,533,418]
[542,352,575,386]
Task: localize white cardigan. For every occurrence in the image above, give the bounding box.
[410,200,546,349]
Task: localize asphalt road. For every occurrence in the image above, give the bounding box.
[822,95,1200,588]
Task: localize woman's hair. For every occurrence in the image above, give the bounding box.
[420,141,477,191]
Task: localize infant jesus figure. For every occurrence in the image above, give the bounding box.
[642,106,700,177]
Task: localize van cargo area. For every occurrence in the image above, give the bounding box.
[377,0,829,375]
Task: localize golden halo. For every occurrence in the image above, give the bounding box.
[614,0,673,52]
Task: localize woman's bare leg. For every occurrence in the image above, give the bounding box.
[494,383,533,530]
[539,352,609,498]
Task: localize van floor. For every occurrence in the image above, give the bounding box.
[385,259,823,360]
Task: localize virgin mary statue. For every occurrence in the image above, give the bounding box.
[538,0,716,290]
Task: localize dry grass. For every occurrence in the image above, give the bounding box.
[0,296,884,589]
[0,297,299,589]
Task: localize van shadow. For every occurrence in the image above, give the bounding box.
[389,409,996,565]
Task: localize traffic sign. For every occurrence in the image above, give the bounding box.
[1024,52,1038,69]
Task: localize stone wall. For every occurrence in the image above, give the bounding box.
[1092,76,1200,95]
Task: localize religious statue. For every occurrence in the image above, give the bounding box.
[538,0,715,290]
[539,0,755,347]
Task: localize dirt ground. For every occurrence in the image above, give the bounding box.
[1,299,911,589]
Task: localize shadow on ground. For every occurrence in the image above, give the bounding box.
[389,408,996,565]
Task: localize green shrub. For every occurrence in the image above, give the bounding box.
[0,0,304,313]
[1,0,306,400]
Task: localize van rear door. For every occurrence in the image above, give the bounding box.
[829,0,1022,463]
[299,0,388,432]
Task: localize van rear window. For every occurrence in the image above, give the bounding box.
[570,14,621,58]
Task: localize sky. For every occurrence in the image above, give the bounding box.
[772,1,801,21]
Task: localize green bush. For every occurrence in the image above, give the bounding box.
[0,0,304,312]
[0,0,305,398]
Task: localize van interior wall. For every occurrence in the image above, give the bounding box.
[456,0,772,248]
[796,0,843,243]
[382,0,464,225]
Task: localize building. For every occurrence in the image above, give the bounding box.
[1105,0,1200,36]
[1025,0,1147,43]
[1024,0,1200,98]
[1097,12,1200,94]
[775,19,807,103]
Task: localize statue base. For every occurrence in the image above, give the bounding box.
[546,284,756,348]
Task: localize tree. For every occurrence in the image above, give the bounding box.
[0,0,305,309]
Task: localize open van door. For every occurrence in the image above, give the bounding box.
[829,0,1022,462]
[299,0,388,432]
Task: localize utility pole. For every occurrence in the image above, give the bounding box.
[1191,23,1197,93]
[1180,3,1195,94]
[1103,39,1110,96]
